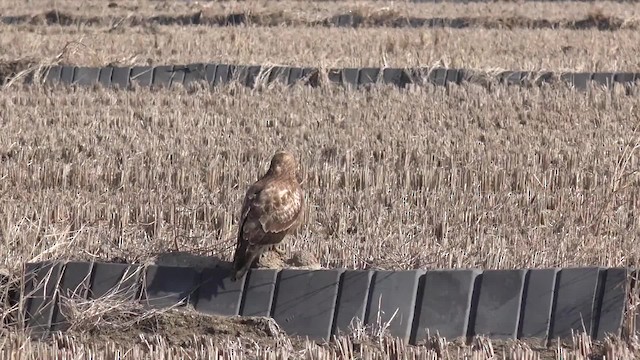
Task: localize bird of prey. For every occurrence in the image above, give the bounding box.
[230,150,304,281]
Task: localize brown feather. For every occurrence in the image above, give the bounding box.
[230,150,304,281]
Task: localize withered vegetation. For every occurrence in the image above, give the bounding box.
[0,24,637,71]
[0,80,639,358]
[0,82,638,272]
[0,8,634,31]
[1,0,639,22]
[0,1,639,358]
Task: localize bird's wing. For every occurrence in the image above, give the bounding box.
[259,180,304,233]
[241,179,303,246]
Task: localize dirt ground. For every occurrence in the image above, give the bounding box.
[63,310,297,351]
[21,308,617,359]
[149,248,320,270]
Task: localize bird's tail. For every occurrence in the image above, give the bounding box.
[230,244,264,282]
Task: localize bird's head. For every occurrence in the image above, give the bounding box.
[267,150,299,179]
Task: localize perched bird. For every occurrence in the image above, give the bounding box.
[230,150,305,281]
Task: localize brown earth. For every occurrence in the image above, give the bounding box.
[0,301,623,359]
[148,248,318,270]
[0,59,37,85]
[5,307,629,359]
[62,310,297,351]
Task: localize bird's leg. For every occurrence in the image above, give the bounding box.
[231,245,266,281]
[252,252,262,267]
[173,236,180,252]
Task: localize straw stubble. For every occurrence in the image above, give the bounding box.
[0,83,638,273]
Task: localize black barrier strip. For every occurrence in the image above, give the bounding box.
[26,63,640,91]
[19,262,636,343]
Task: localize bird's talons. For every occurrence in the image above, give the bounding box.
[271,245,286,257]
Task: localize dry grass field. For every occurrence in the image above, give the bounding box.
[0,1,639,71]
[1,0,640,358]
[2,0,640,21]
[1,82,639,358]
[2,83,639,272]
[2,26,639,71]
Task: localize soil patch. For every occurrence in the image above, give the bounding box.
[0,59,38,85]
[63,309,293,349]
[149,249,320,271]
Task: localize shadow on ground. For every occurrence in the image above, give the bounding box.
[150,251,230,269]
[149,249,320,270]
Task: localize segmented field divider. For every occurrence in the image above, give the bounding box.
[20,261,634,344]
[24,63,640,91]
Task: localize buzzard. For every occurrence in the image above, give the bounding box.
[230,150,304,281]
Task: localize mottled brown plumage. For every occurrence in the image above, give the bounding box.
[230,150,304,281]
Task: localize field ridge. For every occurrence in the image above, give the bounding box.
[0,10,633,31]
[2,61,636,92]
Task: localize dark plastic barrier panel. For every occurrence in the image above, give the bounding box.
[142,265,202,308]
[471,269,526,339]
[98,67,113,87]
[332,270,373,335]
[50,261,94,332]
[72,67,100,87]
[367,270,424,342]
[519,268,558,339]
[44,66,62,84]
[59,67,74,84]
[152,65,176,88]
[18,262,634,344]
[89,263,141,300]
[23,261,64,337]
[272,269,343,340]
[130,66,153,87]
[33,63,640,91]
[268,66,291,85]
[110,67,131,88]
[414,269,480,342]
[549,267,602,339]
[241,269,278,317]
[181,63,207,86]
[596,268,627,339]
[195,266,245,316]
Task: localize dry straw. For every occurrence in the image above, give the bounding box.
[0,82,639,357]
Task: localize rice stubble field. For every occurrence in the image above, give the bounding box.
[0,0,640,359]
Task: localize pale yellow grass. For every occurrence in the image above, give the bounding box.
[0,82,638,274]
[2,325,635,360]
[0,25,636,72]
